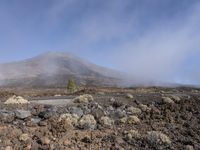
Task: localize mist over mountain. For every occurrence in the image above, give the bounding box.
[0,52,123,87]
[0,1,200,86]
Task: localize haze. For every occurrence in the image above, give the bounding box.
[0,0,200,86]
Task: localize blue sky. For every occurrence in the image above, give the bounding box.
[0,0,200,85]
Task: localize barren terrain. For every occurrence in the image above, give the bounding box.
[0,87,199,150]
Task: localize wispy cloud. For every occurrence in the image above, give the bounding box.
[111,4,200,83]
[44,0,200,85]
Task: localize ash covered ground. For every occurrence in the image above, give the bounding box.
[0,87,199,150]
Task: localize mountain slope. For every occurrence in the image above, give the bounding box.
[0,52,122,87]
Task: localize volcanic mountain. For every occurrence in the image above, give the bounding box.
[0,52,123,87]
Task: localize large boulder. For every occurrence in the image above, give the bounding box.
[127,116,140,124]
[138,104,150,112]
[171,95,181,102]
[113,108,127,119]
[58,113,79,126]
[79,114,96,130]
[15,110,31,119]
[120,115,140,124]
[126,106,142,115]
[4,95,29,104]
[99,116,114,128]
[38,107,57,119]
[91,107,106,119]
[146,131,171,145]
[49,117,74,134]
[162,97,174,104]
[73,94,94,103]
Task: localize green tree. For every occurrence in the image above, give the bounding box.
[67,79,77,93]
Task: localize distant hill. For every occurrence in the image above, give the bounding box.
[0,52,123,87]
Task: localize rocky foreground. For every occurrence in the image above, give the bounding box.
[0,88,200,150]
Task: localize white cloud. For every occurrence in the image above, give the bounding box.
[43,0,200,85]
[1,0,200,86]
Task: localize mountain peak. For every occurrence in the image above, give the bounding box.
[0,52,122,87]
[36,51,76,59]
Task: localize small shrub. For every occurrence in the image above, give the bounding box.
[67,79,77,93]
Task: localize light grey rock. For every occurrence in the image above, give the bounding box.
[127,116,140,124]
[19,133,30,142]
[74,94,94,103]
[171,95,181,102]
[162,97,174,104]
[4,95,29,104]
[99,116,114,128]
[15,110,31,119]
[59,113,79,126]
[31,118,41,124]
[126,94,134,99]
[114,108,127,119]
[126,106,142,115]
[138,104,150,112]
[110,97,116,103]
[79,114,96,130]
[70,107,83,117]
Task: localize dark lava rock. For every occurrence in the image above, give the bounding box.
[31,104,45,116]
[48,116,74,135]
[0,110,15,123]
[102,135,116,143]
[91,108,105,119]
[38,107,57,119]
[81,137,92,143]
[89,102,107,119]
[112,108,126,119]
[112,101,123,108]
